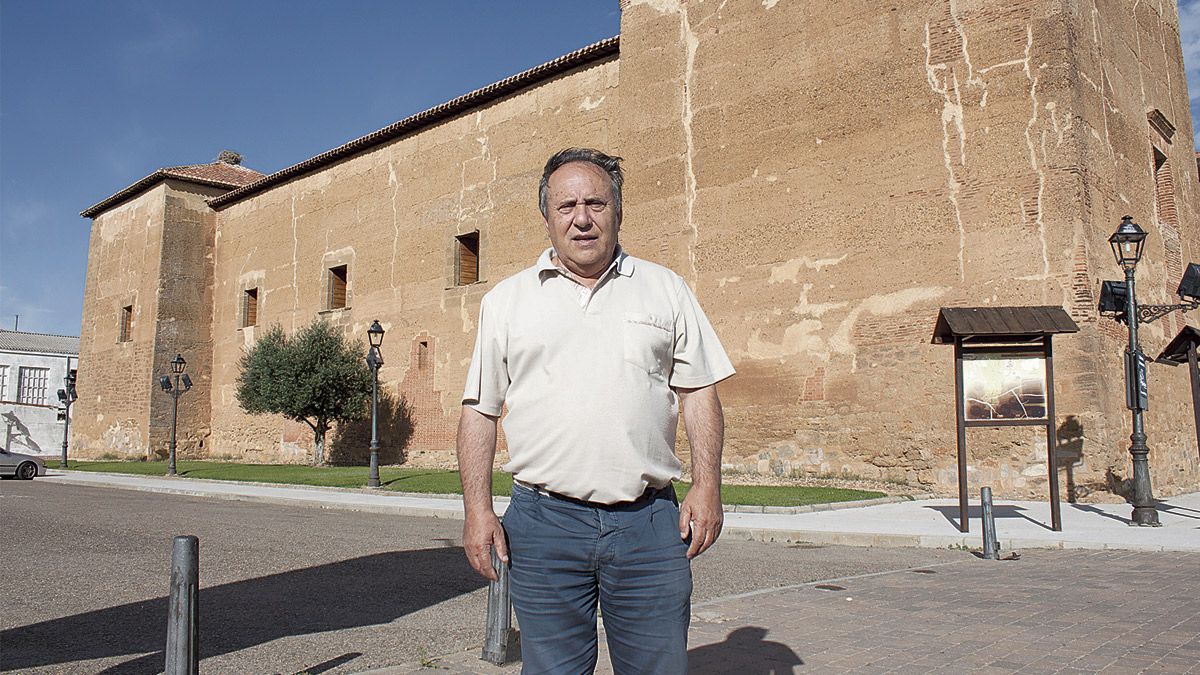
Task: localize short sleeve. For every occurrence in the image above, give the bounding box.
[461,292,509,415]
[670,278,735,389]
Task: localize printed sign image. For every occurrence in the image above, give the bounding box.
[962,353,1047,421]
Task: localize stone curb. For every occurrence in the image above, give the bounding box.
[719,527,1200,553]
[49,469,469,499]
[725,494,927,514]
[46,470,912,514]
[41,472,1200,554]
[44,472,468,520]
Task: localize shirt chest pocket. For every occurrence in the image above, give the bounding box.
[622,312,673,377]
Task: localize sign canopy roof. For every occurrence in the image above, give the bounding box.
[932,307,1079,344]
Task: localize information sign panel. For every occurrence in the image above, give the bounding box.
[962,353,1048,421]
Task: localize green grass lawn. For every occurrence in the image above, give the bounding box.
[45,460,885,507]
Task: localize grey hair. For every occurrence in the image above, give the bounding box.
[538,148,624,221]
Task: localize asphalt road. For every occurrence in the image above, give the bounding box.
[0,480,964,674]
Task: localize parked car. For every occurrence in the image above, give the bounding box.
[0,449,46,479]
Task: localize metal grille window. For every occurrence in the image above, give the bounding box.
[456,232,480,285]
[243,288,259,327]
[327,266,348,310]
[17,367,49,405]
[0,365,7,401]
[119,305,133,342]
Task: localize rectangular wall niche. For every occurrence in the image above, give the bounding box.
[456,232,480,286]
[119,305,133,342]
[327,265,348,310]
[242,288,258,328]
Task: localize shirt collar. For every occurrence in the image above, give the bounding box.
[537,246,634,281]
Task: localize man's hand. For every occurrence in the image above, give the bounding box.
[463,510,508,581]
[679,483,723,558]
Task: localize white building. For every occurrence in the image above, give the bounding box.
[0,330,79,457]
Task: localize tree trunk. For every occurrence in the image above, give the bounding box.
[312,423,327,466]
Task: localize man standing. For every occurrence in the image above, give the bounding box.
[458,148,734,674]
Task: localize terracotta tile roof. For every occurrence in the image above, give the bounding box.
[163,162,264,186]
[209,35,620,209]
[81,160,265,218]
[0,329,80,356]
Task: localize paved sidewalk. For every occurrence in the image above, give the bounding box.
[381,549,1200,674]
[42,470,1200,553]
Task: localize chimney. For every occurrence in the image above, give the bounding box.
[217,150,243,165]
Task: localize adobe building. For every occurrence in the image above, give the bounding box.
[76,0,1200,500]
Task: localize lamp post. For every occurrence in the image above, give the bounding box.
[56,370,77,469]
[158,354,192,477]
[1101,216,1200,526]
[366,320,385,489]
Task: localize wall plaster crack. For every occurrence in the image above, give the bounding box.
[290,191,299,331]
[681,2,701,285]
[1019,25,1051,285]
[389,161,401,294]
[924,21,967,283]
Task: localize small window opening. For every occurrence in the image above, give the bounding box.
[418,340,430,370]
[456,232,480,286]
[327,265,348,310]
[119,305,133,342]
[243,288,258,327]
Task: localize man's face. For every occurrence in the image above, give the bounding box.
[543,161,620,279]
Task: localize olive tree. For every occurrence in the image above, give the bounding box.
[236,320,372,466]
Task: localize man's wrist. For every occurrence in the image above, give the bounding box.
[463,498,497,518]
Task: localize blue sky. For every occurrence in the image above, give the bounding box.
[2,2,1200,337]
[0,1,619,336]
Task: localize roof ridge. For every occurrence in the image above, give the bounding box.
[164,161,262,173]
[209,34,619,209]
[0,328,81,339]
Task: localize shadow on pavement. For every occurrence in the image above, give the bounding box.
[2,548,483,672]
[1068,502,1131,525]
[925,504,1053,531]
[687,626,803,674]
[1156,500,1200,520]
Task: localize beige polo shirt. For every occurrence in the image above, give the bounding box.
[462,247,735,504]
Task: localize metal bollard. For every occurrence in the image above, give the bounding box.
[980,487,999,560]
[481,546,515,665]
[165,535,199,675]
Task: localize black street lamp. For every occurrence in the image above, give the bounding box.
[366,320,386,489]
[56,370,77,469]
[158,354,192,477]
[1100,216,1200,526]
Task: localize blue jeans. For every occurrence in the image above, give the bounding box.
[504,482,692,675]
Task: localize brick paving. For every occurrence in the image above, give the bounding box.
[401,550,1200,674]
